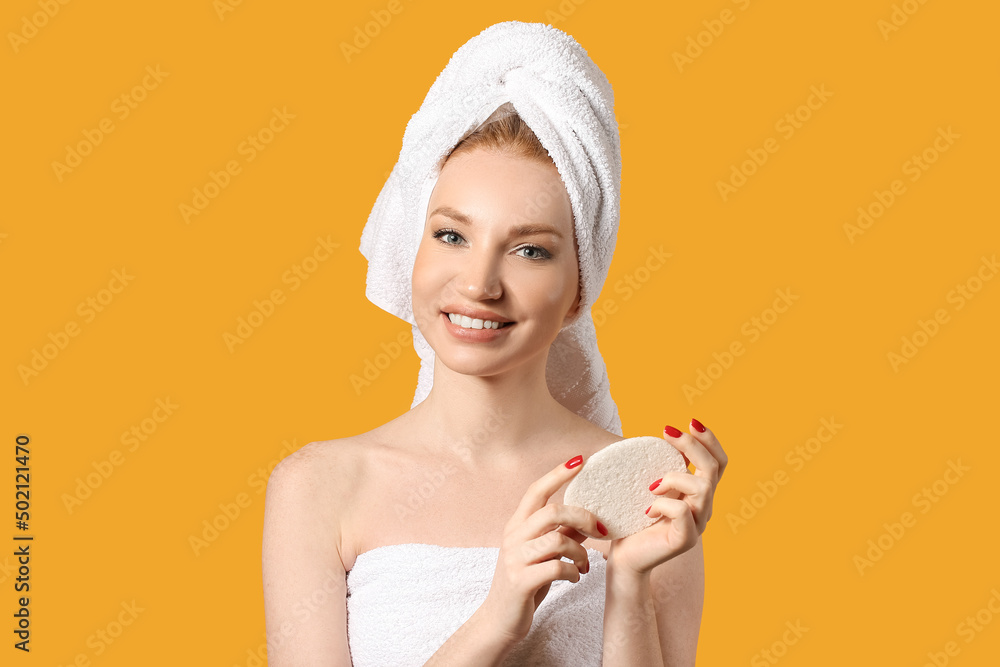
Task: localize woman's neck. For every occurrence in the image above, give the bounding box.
[407,357,579,466]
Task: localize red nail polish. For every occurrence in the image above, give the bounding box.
[691,418,706,433]
[596,521,607,536]
[645,505,651,515]
[649,478,661,491]
[664,424,683,438]
[565,455,583,469]
[682,453,690,467]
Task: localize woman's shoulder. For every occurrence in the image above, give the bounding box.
[567,412,625,450]
[263,434,380,574]
[267,434,370,505]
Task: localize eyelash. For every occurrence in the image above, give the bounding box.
[431,228,553,260]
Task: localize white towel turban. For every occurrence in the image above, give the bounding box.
[359,20,624,436]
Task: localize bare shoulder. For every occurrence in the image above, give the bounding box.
[571,413,625,451]
[265,436,366,524]
[268,437,361,487]
[262,437,365,665]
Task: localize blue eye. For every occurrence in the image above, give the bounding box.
[515,245,552,260]
[433,229,464,245]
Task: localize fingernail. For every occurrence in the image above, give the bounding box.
[664,424,683,438]
[565,455,583,469]
[645,505,652,515]
[683,453,690,467]
[596,521,607,536]
[691,418,706,433]
[649,478,662,491]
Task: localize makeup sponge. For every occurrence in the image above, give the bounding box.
[564,436,689,540]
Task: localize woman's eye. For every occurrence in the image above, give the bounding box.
[433,229,464,245]
[517,245,551,260]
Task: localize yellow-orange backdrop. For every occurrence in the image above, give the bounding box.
[3,0,998,665]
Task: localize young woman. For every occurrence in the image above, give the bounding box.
[262,22,727,667]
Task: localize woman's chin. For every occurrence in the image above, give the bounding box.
[434,350,505,373]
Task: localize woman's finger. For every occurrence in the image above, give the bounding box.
[687,418,728,479]
[648,496,693,522]
[649,470,711,500]
[646,497,699,551]
[663,425,720,481]
[508,454,586,528]
[518,531,591,576]
[521,502,605,545]
[648,472,713,529]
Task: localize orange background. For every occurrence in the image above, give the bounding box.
[3,0,998,664]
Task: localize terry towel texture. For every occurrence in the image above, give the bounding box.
[346,543,607,665]
[359,20,624,436]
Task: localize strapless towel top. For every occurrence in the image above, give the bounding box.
[345,543,607,666]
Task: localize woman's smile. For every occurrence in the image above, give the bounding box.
[441,311,517,341]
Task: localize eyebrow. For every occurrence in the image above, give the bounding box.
[430,206,565,240]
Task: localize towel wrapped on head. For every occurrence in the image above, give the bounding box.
[359,20,624,435]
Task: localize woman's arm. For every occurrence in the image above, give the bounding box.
[423,609,521,666]
[262,444,353,666]
[602,537,704,666]
[601,420,723,665]
[602,562,665,666]
[262,443,519,667]
[650,536,704,665]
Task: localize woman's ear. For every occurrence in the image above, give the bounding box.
[564,285,583,324]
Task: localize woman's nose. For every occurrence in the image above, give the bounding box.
[459,255,502,300]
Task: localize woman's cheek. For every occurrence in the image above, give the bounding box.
[519,278,572,329]
[410,254,437,328]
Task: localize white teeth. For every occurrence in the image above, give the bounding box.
[447,313,507,329]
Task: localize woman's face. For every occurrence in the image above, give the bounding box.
[411,148,581,376]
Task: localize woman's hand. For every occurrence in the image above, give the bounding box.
[478,455,607,644]
[606,418,728,577]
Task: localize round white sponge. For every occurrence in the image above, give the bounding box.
[564,436,689,540]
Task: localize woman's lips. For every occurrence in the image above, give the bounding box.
[441,311,516,341]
